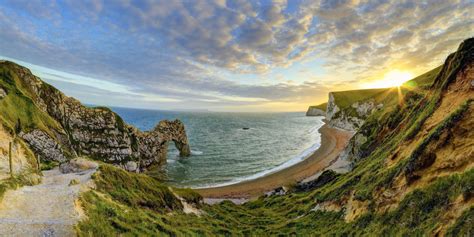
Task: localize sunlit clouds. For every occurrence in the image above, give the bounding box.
[361,70,414,89]
[0,0,472,111]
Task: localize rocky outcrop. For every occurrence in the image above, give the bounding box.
[21,130,68,163]
[0,61,191,172]
[306,107,325,116]
[306,103,327,116]
[332,133,368,171]
[326,92,384,132]
[0,87,6,99]
[296,170,338,192]
[59,157,98,174]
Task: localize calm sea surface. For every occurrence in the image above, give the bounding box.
[111,108,324,188]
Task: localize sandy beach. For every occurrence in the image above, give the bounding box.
[195,124,353,199]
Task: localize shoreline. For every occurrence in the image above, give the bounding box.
[194,124,353,199]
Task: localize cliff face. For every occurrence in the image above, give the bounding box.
[306,102,327,116]
[0,61,190,172]
[306,107,325,116]
[325,89,392,131]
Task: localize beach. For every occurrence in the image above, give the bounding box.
[195,124,353,199]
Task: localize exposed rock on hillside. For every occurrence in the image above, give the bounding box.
[306,103,327,116]
[306,107,325,116]
[0,61,191,172]
[0,124,36,180]
[0,87,6,99]
[326,91,386,131]
[21,129,68,163]
[296,169,338,192]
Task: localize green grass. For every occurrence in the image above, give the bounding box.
[0,172,42,201]
[77,164,474,236]
[308,102,327,112]
[405,99,472,181]
[0,178,21,202]
[331,88,397,109]
[91,164,183,212]
[40,160,59,171]
[172,188,203,205]
[446,207,474,236]
[403,66,441,89]
[77,39,474,235]
[0,65,62,137]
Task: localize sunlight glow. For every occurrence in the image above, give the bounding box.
[366,70,414,88]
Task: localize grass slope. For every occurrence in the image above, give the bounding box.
[328,65,441,113]
[331,88,397,109]
[0,64,62,137]
[403,66,442,89]
[308,102,327,112]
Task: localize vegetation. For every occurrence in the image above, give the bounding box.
[308,102,327,112]
[173,187,203,206]
[40,160,59,171]
[0,172,41,201]
[0,38,471,235]
[403,66,441,89]
[331,88,397,109]
[76,164,474,236]
[91,165,183,212]
[446,207,474,236]
[76,38,474,235]
[0,178,21,201]
[405,99,472,181]
[0,64,62,137]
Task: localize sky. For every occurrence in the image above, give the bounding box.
[0,0,473,112]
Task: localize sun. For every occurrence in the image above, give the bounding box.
[366,70,414,88]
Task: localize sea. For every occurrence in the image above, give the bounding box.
[111,107,325,188]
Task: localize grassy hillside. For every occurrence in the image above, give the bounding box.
[76,38,474,235]
[403,66,442,90]
[308,102,327,112]
[328,65,440,112]
[0,64,62,137]
[331,88,397,109]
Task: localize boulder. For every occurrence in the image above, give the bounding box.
[21,130,67,163]
[0,87,6,99]
[60,158,98,174]
[296,170,339,192]
[125,161,138,172]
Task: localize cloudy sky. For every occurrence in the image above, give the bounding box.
[0,0,472,112]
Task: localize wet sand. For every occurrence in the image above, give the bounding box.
[195,124,353,199]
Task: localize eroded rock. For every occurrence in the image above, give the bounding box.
[0,87,6,99]
[21,130,67,163]
[326,92,384,132]
[306,107,325,116]
[296,170,339,192]
[59,158,98,174]
[2,61,191,171]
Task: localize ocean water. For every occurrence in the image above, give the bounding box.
[111,108,324,188]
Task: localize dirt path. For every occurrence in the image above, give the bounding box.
[0,167,96,237]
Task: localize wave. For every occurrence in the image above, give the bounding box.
[191,150,204,155]
[169,149,204,156]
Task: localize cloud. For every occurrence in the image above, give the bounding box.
[0,0,472,111]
